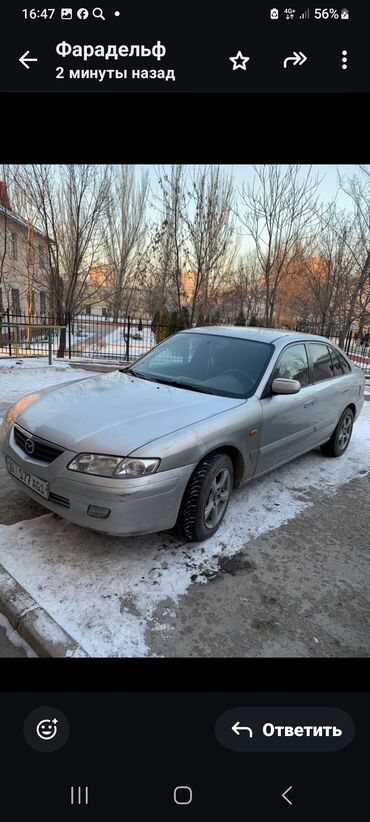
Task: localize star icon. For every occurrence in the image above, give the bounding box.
[229,50,250,70]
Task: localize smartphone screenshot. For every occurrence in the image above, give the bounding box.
[0,4,369,821]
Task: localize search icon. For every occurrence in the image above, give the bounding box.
[92,7,105,19]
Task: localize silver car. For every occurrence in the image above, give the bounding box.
[1,328,365,542]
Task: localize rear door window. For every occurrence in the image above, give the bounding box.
[309,343,334,382]
[328,347,345,376]
[336,350,351,373]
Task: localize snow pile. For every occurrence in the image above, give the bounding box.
[0,357,74,369]
[0,613,37,657]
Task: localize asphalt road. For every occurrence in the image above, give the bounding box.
[145,471,370,657]
[0,469,369,658]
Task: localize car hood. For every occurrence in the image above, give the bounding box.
[14,371,245,454]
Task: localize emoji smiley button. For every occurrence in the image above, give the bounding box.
[24,707,70,752]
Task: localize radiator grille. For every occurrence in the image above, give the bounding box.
[14,426,64,464]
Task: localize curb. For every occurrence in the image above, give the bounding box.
[0,562,89,658]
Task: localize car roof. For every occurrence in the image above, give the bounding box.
[180,326,335,345]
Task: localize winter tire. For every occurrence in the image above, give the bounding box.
[320,407,354,458]
[177,452,233,542]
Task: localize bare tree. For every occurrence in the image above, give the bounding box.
[239,165,322,327]
[185,165,236,323]
[297,205,357,338]
[0,165,11,293]
[338,166,370,341]
[104,165,149,320]
[150,164,188,318]
[16,164,109,356]
[151,166,236,324]
[226,251,263,322]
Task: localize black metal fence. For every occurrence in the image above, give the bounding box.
[0,310,165,362]
[1,309,370,373]
[335,328,370,375]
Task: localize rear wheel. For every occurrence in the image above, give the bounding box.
[320,407,354,457]
[177,452,233,542]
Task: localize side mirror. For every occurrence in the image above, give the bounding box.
[271,378,301,395]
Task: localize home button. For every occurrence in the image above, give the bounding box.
[174,786,193,805]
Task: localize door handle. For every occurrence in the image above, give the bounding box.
[304,399,314,407]
[342,388,349,393]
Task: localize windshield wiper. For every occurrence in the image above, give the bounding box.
[119,366,138,375]
[120,369,216,394]
[148,377,216,394]
[120,367,154,380]
[120,368,167,384]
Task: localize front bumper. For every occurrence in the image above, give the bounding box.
[2,424,196,536]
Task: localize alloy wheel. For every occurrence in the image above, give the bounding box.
[204,468,232,529]
[338,413,353,450]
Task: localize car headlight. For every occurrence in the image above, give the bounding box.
[67,453,160,478]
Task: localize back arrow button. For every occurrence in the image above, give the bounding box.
[19,51,38,69]
[282,786,293,805]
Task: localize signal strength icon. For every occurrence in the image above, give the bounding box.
[299,8,310,18]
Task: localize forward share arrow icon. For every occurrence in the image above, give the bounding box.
[283,51,307,68]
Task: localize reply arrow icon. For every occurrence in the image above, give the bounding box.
[19,51,38,69]
[231,722,253,737]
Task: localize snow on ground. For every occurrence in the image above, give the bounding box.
[0,613,37,657]
[0,361,92,415]
[0,357,76,368]
[0,360,369,655]
[84,324,155,358]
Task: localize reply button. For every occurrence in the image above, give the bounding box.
[215,707,355,752]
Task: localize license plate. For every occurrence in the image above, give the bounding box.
[6,457,49,500]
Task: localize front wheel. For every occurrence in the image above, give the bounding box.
[321,407,354,457]
[177,452,233,542]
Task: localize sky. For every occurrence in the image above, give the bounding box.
[230,164,358,207]
[143,163,359,207]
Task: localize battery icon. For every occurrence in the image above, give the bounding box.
[341,8,349,19]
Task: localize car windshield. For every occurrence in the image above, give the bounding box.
[129,332,273,398]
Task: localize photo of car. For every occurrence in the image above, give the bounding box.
[0,327,365,542]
